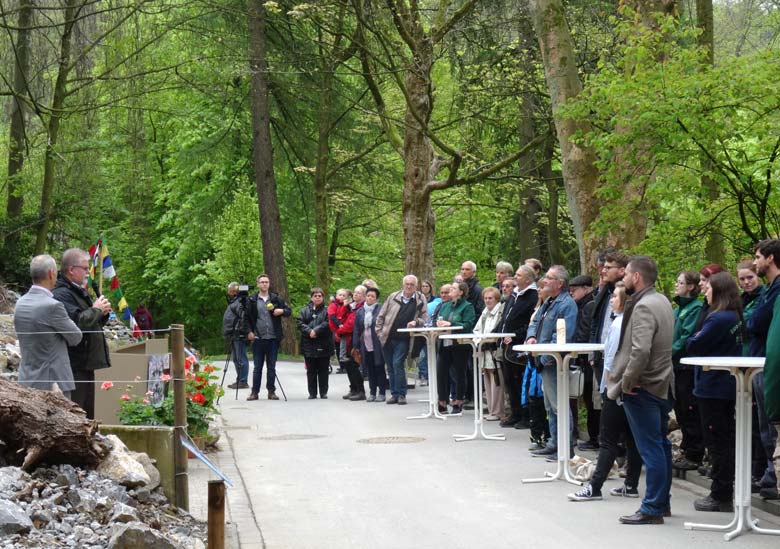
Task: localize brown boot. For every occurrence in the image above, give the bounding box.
[268,390,279,400]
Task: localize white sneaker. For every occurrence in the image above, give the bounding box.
[484,414,500,421]
[567,484,602,502]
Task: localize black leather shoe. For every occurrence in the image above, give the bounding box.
[694,495,733,512]
[619,511,663,525]
[760,487,780,500]
[500,417,520,428]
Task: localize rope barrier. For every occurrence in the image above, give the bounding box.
[13,326,174,336]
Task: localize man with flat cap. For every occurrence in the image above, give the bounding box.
[569,274,599,449]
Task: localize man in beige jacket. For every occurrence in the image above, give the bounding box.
[607,256,675,525]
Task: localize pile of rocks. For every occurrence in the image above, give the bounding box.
[0,315,20,382]
[0,436,205,549]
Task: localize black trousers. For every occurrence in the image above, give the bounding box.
[72,370,95,419]
[305,356,330,397]
[437,345,469,402]
[343,359,364,394]
[674,368,705,462]
[528,396,549,441]
[699,397,736,501]
[364,351,388,396]
[591,394,642,492]
[502,360,524,420]
[581,363,600,443]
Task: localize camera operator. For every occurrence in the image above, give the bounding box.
[222,282,250,389]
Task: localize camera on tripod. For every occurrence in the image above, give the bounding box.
[232,285,251,341]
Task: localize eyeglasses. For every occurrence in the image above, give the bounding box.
[72,265,89,271]
[602,265,620,271]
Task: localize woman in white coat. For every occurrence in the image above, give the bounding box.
[474,286,505,420]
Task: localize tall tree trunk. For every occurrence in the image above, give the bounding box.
[5,0,33,234]
[313,72,333,290]
[401,39,436,282]
[248,0,294,353]
[34,0,80,254]
[528,0,601,272]
[696,0,725,263]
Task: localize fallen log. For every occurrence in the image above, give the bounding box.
[0,379,109,470]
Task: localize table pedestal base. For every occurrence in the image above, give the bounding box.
[405,332,447,421]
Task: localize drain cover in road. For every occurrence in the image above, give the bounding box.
[258,434,327,440]
[356,436,425,444]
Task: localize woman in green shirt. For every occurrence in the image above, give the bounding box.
[435,282,476,415]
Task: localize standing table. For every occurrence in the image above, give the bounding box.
[439,332,515,441]
[681,356,780,541]
[513,343,605,485]
[398,326,462,421]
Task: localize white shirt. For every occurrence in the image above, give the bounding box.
[600,313,623,393]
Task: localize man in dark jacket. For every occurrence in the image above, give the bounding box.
[222,282,250,390]
[460,260,485,317]
[569,275,598,449]
[246,274,291,401]
[52,248,112,418]
[498,265,538,428]
[589,252,630,388]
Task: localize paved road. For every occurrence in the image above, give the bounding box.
[190,360,780,549]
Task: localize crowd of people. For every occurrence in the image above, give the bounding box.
[221,245,780,526]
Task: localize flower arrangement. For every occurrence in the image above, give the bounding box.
[109,356,224,439]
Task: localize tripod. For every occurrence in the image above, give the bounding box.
[218,337,244,402]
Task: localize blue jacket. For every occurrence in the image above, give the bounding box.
[686,310,740,400]
[526,291,578,368]
[746,277,780,357]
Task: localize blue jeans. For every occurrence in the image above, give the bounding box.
[232,339,250,383]
[251,338,279,393]
[383,338,410,396]
[622,389,673,516]
[541,362,573,450]
[417,347,428,380]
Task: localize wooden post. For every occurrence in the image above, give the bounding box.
[208,480,226,549]
[171,324,189,511]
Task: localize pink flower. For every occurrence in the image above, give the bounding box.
[100,381,114,391]
[120,393,131,401]
[145,390,153,396]
[142,398,150,405]
[161,374,171,382]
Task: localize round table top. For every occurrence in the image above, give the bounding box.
[681,356,765,368]
[512,343,605,354]
[397,326,463,333]
[439,332,515,340]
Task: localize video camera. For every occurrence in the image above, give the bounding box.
[231,285,251,341]
[237,284,249,298]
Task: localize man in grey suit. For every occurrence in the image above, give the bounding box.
[607,255,675,525]
[14,255,83,397]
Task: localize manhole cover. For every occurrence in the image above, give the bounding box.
[356,436,425,444]
[257,434,327,441]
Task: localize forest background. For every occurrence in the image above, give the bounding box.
[1,0,779,353]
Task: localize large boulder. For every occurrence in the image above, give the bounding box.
[107,521,183,549]
[97,435,151,488]
[129,451,161,491]
[0,499,33,535]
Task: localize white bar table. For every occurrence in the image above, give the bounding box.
[439,332,516,441]
[681,356,780,541]
[398,326,462,421]
[513,343,605,485]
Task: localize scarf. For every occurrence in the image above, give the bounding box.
[363,302,378,327]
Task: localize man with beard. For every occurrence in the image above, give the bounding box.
[607,256,674,525]
[748,239,780,499]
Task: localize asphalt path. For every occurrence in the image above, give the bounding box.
[195,360,780,549]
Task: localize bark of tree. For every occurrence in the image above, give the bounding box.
[248,0,294,353]
[528,0,601,272]
[33,0,81,254]
[0,380,109,470]
[5,0,34,249]
[696,0,725,264]
[313,77,333,290]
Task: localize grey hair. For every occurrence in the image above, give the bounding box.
[30,255,56,283]
[462,260,477,272]
[516,264,536,283]
[403,274,418,286]
[354,284,367,294]
[548,265,570,287]
[228,282,239,291]
[495,261,514,275]
[61,248,88,271]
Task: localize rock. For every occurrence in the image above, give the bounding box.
[0,466,29,493]
[97,435,151,488]
[108,522,183,549]
[55,464,80,487]
[134,486,151,503]
[0,499,33,535]
[129,451,161,491]
[109,502,139,523]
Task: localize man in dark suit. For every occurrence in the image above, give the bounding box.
[15,255,82,397]
[53,248,112,418]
